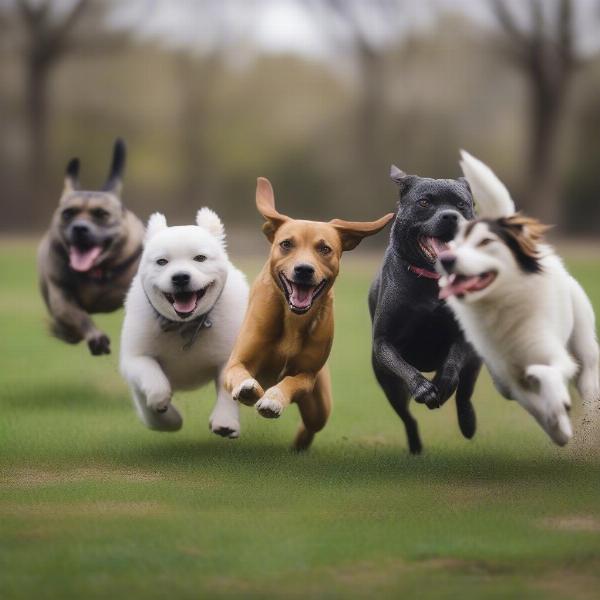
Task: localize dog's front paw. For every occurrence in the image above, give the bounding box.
[147,392,172,414]
[256,388,285,419]
[209,416,241,439]
[413,378,439,409]
[232,378,263,406]
[87,332,110,356]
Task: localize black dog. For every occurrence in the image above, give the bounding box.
[369,166,482,454]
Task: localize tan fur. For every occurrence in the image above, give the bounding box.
[499,213,552,260]
[224,178,393,450]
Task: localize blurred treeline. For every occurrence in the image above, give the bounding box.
[1,0,600,235]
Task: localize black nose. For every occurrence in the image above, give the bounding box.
[440,210,459,222]
[171,272,190,287]
[72,223,89,235]
[294,263,315,281]
[439,254,456,273]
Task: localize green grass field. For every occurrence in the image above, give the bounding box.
[1,239,600,599]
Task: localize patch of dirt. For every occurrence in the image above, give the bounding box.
[2,500,168,518]
[540,515,600,532]
[532,568,600,600]
[1,467,164,487]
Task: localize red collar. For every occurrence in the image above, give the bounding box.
[408,264,441,280]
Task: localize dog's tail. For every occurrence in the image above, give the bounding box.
[459,150,515,219]
[103,138,126,195]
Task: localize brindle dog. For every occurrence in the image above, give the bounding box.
[38,139,144,355]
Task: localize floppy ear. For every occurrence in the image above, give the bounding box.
[102,138,126,196]
[63,157,80,194]
[459,150,515,218]
[146,212,167,241]
[330,213,395,251]
[256,177,288,242]
[196,207,225,243]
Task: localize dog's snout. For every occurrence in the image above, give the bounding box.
[440,210,459,223]
[438,251,456,273]
[171,272,191,287]
[294,263,315,281]
[72,223,90,236]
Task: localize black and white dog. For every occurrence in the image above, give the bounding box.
[369,166,481,453]
[437,152,599,446]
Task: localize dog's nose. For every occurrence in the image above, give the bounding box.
[171,272,191,287]
[294,263,315,281]
[72,223,89,235]
[438,251,456,273]
[440,210,459,222]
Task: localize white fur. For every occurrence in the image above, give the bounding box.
[439,157,600,446]
[120,209,249,438]
[460,150,515,218]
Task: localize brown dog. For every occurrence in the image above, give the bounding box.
[224,178,394,450]
[37,139,144,356]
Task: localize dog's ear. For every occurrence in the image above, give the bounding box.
[146,212,167,241]
[390,165,416,195]
[256,177,288,242]
[330,213,395,251]
[459,150,515,218]
[63,157,80,194]
[196,207,225,243]
[102,138,126,196]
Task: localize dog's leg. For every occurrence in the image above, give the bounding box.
[121,355,174,414]
[432,341,473,409]
[373,357,422,454]
[256,373,315,419]
[568,280,600,442]
[454,356,481,440]
[294,366,333,451]
[131,387,182,431]
[373,336,438,408]
[209,370,241,439]
[225,363,265,407]
[45,281,110,355]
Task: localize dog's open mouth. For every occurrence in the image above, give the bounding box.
[69,245,103,272]
[419,237,450,263]
[163,286,210,318]
[279,273,328,314]
[439,271,497,300]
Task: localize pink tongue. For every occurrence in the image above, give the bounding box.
[429,238,449,255]
[439,275,481,300]
[173,294,197,314]
[69,246,102,272]
[290,284,313,309]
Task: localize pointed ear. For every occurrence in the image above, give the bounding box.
[146,212,167,241]
[196,207,225,243]
[330,213,395,251]
[256,177,288,241]
[63,157,80,194]
[390,164,416,195]
[102,138,126,196]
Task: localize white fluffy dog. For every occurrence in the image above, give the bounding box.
[436,151,599,446]
[120,209,248,437]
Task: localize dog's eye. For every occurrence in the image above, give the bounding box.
[91,208,109,220]
[280,239,293,251]
[156,258,168,266]
[318,243,332,255]
[193,255,207,262]
[61,208,77,221]
[418,199,429,208]
[456,200,466,209]
[478,238,494,247]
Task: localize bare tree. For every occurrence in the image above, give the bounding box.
[301,0,409,198]
[491,0,596,223]
[16,0,91,191]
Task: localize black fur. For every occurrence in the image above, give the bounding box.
[369,169,482,454]
[103,138,126,193]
